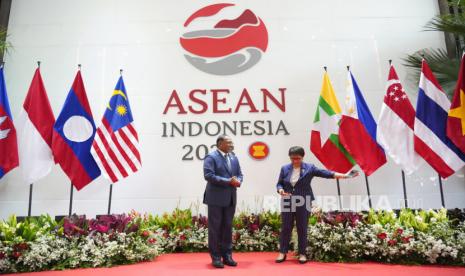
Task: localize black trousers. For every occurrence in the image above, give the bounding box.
[207,203,236,258]
[279,196,310,255]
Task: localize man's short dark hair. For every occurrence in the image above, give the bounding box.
[288,146,305,157]
[216,134,230,146]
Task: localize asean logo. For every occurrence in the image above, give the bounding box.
[249,141,270,160]
[180,3,268,75]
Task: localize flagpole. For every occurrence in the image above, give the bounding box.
[107,184,113,215]
[27,183,33,216]
[401,170,408,208]
[336,179,342,210]
[68,183,74,216]
[438,174,445,207]
[364,174,373,209]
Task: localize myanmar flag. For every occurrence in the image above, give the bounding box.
[310,71,355,173]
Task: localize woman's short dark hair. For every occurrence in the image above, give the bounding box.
[288,146,305,157]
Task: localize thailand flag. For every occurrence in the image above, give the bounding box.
[414,60,465,178]
[0,67,18,179]
[339,70,387,176]
[52,70,101,190]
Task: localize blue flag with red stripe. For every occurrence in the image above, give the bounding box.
[52,70,101,190]
[0,67,18,179]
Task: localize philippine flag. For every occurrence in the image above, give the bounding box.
[414,60,465,178]
[339,70,387,176]
[52,70,101,190]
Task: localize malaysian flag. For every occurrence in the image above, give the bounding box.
[91,76,141,183]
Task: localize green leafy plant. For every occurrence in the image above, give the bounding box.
[404,0,465,96]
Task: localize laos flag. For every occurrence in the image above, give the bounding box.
[0,67,19,179]
[52,70,100,190]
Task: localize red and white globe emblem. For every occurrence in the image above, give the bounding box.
[180,3,268,75]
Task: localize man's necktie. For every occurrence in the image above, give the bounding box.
[225,153,232,171]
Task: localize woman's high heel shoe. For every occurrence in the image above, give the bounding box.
[298,255,307,264]
[275,254,287,263]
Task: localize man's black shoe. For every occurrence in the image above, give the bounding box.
[223,255,238,266]
[212,257,224,268]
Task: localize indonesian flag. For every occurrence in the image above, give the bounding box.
[447,54,465,154]
[17,68,56,183]
[377,65,423,174]
[310,71,355,173]
[339,70,387,176]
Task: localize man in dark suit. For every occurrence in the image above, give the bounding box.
[203,135,243,268]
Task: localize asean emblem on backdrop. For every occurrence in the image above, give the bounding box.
[180,3,269,75]
[248,141,270,160]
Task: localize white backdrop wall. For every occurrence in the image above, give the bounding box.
[0,0,464,219]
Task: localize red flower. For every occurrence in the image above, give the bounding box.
[401,236,411,244]
[395,228,403,236]
[20,243,29,251]
[180,234,187,241]
[0,252,5,259]
[12,251,21,259]
[388,239,397,246]
[377,233,387,240]
[148,238,156,244]
[250,224,259,232]
[335,214,345,224]
[142,230,150,238]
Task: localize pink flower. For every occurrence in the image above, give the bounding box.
[148,238,156,244]
[94,224,110,233]
[401,236,411,244]
[0,252,5,259]
[142,230,150,238]
[377,233,387,240]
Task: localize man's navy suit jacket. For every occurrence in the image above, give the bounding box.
[203,150,243,207]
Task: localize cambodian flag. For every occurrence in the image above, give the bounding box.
[414,60,465,178]
[339,70,387,176]
[52,70,101,190]
[0,67,18,179]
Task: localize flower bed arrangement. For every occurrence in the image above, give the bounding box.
[0,208,464,273]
